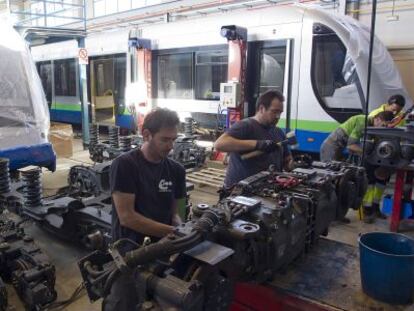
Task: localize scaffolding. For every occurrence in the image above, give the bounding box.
[6,0,86,45]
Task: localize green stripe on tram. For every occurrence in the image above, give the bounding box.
[279,119,339,132]
[51,102,81,111]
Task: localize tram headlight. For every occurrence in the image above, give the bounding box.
[220,25,247,41]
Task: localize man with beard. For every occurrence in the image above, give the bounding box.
[104,108,186,310]
[215,90,293,189]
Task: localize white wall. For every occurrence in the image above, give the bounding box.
[389,48,414,99]
[357,0,414,48]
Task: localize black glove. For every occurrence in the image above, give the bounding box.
[255,140,279,153]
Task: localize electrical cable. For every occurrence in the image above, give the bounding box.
[40,282,86,311]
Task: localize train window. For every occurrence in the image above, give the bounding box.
[95,60,114,96]
[195,50,228,100]
[36,61,52,107]
[259,47,286,95]
[114,56,126,112]
[311,23,363,118]
[157,53,193,99]
[245,40,289,118]
[54,59,76,97]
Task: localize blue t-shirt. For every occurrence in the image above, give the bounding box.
[224,118,290,188]
[110,149,186,246]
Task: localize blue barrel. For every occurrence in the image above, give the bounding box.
[359,232,414,304]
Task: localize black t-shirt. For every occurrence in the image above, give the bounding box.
[224,118,290,188]
[110,149,186,245]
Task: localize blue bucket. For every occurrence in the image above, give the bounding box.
[359,232,414,304]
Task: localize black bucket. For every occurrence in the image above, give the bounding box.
[359,232,414,304]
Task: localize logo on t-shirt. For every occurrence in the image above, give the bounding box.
[158,179,173,192]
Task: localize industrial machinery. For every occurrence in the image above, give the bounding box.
[171,135,206,169]
[364,119,414,168]
[170,118,207,169]
[78,161,366,310]
[0,212,57,310]
[0,157,194,250]
[89,124,139,163]
[89,119,207,169]
[0,157,112,250]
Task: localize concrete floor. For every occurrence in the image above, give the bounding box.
[5,137,414,310]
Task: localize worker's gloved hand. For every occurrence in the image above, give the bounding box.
[255,140,279,153]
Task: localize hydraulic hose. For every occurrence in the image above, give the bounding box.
[124,210,220,268]
[102,211,221,296]
[103,268,121,297]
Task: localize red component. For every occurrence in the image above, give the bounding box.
[231,283,334,311]
[229,109,242,127]
[227,35,247,126]
[275,175,300,188]
[211,150,227,162]
[390,169,414,232]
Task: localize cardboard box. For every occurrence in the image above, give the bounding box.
[48,122,73,158]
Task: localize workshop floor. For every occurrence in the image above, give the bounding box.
[5,137,414,310]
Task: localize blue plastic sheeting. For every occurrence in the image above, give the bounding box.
[0,143,56,171]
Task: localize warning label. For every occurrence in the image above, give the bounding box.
[78,48,88,65]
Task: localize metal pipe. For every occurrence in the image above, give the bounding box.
[361,0,378,165]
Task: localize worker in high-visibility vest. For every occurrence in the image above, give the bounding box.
[320,111,394,162]
[369,94,406,126]
[320,111,395,223]
[361,95,406,223]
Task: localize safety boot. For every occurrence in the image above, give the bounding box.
[363,206,375,224]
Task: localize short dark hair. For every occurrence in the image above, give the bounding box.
[142,108,180,134]
[256,90,285,112]
[375,111,394,122]
[388,94,405,107]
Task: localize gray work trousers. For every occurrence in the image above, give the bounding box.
[320,140,345,162]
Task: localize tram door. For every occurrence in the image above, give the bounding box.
[90,58,116,125]
[36,61,53,109]
[246,39,292,131]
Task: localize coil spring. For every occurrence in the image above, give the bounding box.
[109,126,120,149]
[184,117,194,137]
[119,136,132,152]
[0,217,15,235]
[21,168,42,208]
[0,158,11,194]
[89,124,99,147]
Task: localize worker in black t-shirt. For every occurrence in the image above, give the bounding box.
[103,108,186,311]
[214,90,293,189]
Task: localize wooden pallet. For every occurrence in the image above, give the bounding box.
[186,167,225,189]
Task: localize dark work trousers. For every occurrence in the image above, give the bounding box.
[102,272,140,311]
[320,140,345,162]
